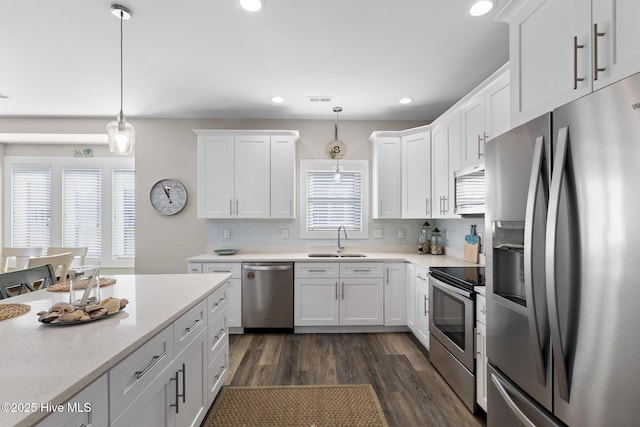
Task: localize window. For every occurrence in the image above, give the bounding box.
[300,159,369,239]
[4,156,135,268]
[11,168,52,248]
[63,169,102,258]
[112,169,135,259]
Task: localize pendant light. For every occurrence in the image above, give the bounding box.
[331,106,345,183]
[106,4,135,155]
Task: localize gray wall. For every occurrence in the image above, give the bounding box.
[0,117,429,273]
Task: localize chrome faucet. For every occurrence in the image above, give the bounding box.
[337,225,347,253]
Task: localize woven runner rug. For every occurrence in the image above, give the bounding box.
[203,384,389,426]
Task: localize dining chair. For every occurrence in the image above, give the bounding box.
[0,247,43,273]
[46,247,88,267]
[27,252,75,285]
[0,264,57,299]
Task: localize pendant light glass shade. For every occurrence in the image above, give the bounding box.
[107,4,134,155]
[107,112,135,155]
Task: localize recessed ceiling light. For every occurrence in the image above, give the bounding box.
[469,1,494,17]
[270,96,284,103]
[399,97,414,105]
[239,0,263,12]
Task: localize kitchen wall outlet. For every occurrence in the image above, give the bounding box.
[223,229,230,239]
[397,228,405,239]
[281,228,289,239]
[445,230,450,241]
[373,228,383,239]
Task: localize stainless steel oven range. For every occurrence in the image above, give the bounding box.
[429,266,484,413]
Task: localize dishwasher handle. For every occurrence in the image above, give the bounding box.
[242,264,293,272]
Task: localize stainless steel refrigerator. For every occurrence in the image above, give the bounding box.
[485,71,640,426]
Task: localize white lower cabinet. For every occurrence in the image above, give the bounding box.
[415,266,430,349]
[37,374,109,427]
[191,262,241,330]
[406,263,416,332]
[294,262,384,326]
[475,293,487,411]
[384,263,407,326]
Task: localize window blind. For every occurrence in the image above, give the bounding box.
[11,168,52,247]
[112,169,135,259]
[62,169,102,258]
[306,170,363,232]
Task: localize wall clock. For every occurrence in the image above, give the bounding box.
[149,178,188,215]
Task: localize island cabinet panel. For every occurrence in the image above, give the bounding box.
[111,329,208,427]
[109,325,174,420]
[37,374,109,427]
[384,262,407,326]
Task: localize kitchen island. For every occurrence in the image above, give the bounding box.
[0,273,230,427]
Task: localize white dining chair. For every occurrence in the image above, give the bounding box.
[27,252,75,285]
[46,247,88,267]
[0,247,43,273]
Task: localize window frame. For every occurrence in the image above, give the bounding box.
[3,156,135,268]
[299,159,369,239]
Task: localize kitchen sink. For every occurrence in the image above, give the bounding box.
[308,253,367,258]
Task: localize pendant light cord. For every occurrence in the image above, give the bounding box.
[119,9,124,115]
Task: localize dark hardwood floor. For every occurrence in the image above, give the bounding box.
[223,332,486,427]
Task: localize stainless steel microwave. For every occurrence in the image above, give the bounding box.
[454,162,485,215]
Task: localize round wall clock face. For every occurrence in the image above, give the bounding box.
[149,179,188,215]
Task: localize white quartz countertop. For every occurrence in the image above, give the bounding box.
[0,273,230,427]
[187,251,483,268]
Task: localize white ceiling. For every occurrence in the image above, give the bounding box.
[0,0,509,121]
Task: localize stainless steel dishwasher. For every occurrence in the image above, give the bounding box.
[241,262,294,329]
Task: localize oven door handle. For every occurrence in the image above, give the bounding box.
[429,274,472,299]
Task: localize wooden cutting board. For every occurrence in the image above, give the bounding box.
[463,228,479,264]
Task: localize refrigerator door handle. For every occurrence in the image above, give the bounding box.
[490,373,537,427]
[524,136,548,385]
[546,126,571,402]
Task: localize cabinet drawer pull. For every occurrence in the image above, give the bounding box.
[229,199,233,216]
[307,269,327,273]
[135,351,167,379]
[335,282,338,300]
[215,328,226,340]
[180,363,186,403]
[213,296,226,308]
[424,295,428,316]
[170,371,180,414]
[341,282,345,300]
[185,317,202,333]
[215,365,226,380]
[351,269,372,273]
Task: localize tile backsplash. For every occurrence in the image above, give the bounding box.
[206,217,485,254]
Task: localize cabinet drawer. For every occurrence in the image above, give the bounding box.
[208,309,228,358]
[202,262,241,278]
[208,343,229,405]
[340,262,384,278]
[208,284,229,322]
[174,299,208,356]
[109,325,173,420]
[188,262,202,274]
[476,294,486,325]
[295,262,339,278]
[38,373,109,427]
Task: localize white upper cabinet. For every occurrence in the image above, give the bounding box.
[501,0,640,126]
[592,0,640,90]
[195,130,298,219]
[270,135,296,218]
[371,136,402,218]
[460,66,510,168]
[401,130,431,218]
[234,135,271,218]
[431,110,461,219]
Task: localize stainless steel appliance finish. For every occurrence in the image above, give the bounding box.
[486,72,640,426]
[429,267,481,412]
[241,262,294,329]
